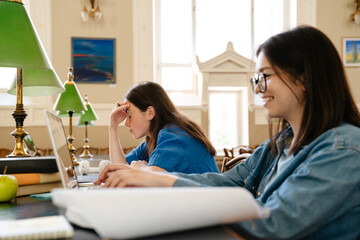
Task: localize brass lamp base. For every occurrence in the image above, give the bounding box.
[7,70,32,158]
[80,138,93,158]
[7,126,31,158]
[79,122,93,158]
[80,146,93,158]
[67,110,79,166]
[68,135,79,165]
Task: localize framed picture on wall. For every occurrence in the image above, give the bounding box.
[342,37,360,67]
[71,37,116,83]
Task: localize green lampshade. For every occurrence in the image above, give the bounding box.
[0,0,64,97]
[77,120,94,127]
[54,67,86,117]
[7,68,65,96]
[0,0,65,158]
[0,0,52,70]
[76,94,98,125]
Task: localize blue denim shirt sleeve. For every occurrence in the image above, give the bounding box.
[173,140,271,190]
[245,147,360,239]
[173,123,360,239]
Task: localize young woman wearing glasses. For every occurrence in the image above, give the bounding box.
[96,26,360,239]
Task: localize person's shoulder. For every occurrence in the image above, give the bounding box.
[157,125,193,146]
[335,122,360,133]
[138,141,148,151]
[316,123,360,150]
[159,125,187,137]
[332,123,360,148]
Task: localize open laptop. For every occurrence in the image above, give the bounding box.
[44,110,101,189]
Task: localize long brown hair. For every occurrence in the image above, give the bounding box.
[256,26,360,156]
[125,81,216,158]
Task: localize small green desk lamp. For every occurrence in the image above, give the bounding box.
[77,94,98,158]
[0,0,65,158]
[53,67,86,165]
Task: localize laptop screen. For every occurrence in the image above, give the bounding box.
[44,110,79,189]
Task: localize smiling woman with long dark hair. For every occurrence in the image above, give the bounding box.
[96,26,360,239]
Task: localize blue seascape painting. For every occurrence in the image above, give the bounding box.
[72,38,115,83]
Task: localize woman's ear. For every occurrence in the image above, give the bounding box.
[146,106,156,120]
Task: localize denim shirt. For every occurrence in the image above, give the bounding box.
[173,123,360,240]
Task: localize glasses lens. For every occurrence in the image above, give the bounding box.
[251,73,261,92]
[258,74,265,92]
[250,73,267,93]
[250,77,257,91]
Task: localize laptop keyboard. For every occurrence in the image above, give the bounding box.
[77,174,99,183]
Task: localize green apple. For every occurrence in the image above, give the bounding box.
[0,175,18,202]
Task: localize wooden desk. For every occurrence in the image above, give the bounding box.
[0,196,245,240]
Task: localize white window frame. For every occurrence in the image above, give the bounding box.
[208,87,249,153]
[133,0,317,131]
[153,0,198,95]
[151,0,298,101]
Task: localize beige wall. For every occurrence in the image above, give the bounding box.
[49,0,142,150]
[52,0,134,104]
[0,0,144,151]
[1,0,360,154]
[316,0,360,104]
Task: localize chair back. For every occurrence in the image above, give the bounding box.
[221,145,258,173]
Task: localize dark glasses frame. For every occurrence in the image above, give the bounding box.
[250,73,273,93]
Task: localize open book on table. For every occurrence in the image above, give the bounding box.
[52,187,270,239]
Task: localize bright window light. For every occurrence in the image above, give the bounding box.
[161,66,193,91]
[0,67,16,89]
[209,92,238,149]
[254,0,284,51]
[160,0,193,63]
[155,0,290,93]
[196,0,251,61]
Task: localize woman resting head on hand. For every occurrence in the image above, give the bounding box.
[107,81,219,174]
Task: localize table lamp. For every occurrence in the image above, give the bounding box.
[77,94,98,158]
[0,0,65,158]
[53,67,86,165]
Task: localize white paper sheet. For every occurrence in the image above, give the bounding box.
[51,187,270,239]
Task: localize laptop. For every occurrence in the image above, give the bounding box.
[44,110,101,189]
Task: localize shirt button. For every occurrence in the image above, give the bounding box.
[257,192,261,196]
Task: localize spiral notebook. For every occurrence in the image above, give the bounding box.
[0,215,73,240]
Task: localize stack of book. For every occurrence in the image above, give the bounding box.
[0,156,62,196]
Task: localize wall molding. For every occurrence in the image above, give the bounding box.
[0,103,205,127]
[0,102,359,127]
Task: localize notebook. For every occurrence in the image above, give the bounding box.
[44,110,101,189]
[0,215,73,240]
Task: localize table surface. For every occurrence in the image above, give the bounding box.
[0,196,246,240]
[0,155,246,239]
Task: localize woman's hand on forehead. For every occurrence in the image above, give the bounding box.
[117,101,130,113]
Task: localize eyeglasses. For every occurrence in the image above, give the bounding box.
[250,72,274,93]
